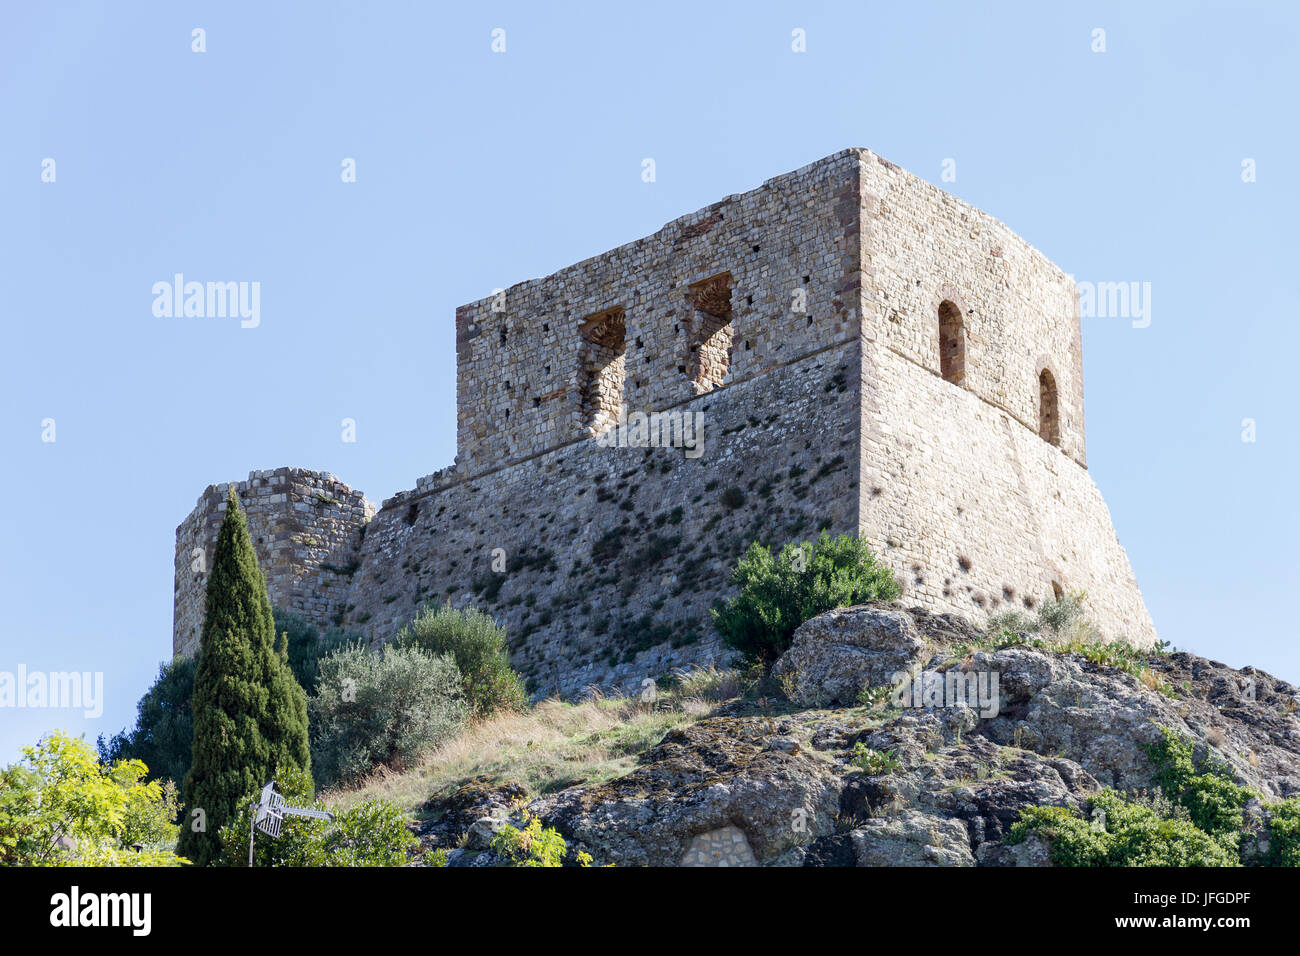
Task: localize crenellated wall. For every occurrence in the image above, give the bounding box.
[174,148,1156,686]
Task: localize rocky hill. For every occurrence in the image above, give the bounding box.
[410,603,1300,866]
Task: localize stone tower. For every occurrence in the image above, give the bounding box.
[174,148,1156,694]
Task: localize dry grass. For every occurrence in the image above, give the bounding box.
[321,668,741,816]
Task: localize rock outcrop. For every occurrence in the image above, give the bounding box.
[419,604,1300,866]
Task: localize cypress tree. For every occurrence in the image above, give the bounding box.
[179,486,310,865]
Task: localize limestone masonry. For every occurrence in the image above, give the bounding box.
[174,148,1157,694]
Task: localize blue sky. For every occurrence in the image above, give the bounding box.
[2,1,1296,762]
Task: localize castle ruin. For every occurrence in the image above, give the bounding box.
[174,148,1157,695]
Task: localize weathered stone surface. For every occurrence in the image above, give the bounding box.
[411,607,1300,866]
[850,810,974,866]
[175,148,1159,695]
[772,605,928,706]
[532,716,842,867]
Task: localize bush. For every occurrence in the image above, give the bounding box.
[1009,789,1238,867]
[0,731,186,866]
[1265,799,1300,866]
[216,766,417,866]
[490,810,592,867]
[98,654,197,787]
[1011,729,1265,867]
[309,642,468,788]
[712,532,900,663]
[1145,728,1249,841]
[392,603,527,717]
[98,611,360,792]
[850,743,902,775]
[274,608,361,693]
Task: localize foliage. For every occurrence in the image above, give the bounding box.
[97,612,359,793]
[850,743,902,775]
[309,642,468,788]
[980,591,1172,696]
[1144,728,1249,841]
[1008,789,1238,867]
[97,654,197,787]
[489,810,591,867]
[180,487,311,866]
[1011,729,1268,867]
[712,532,901,664]
[216,766,416,867]
[0,731,186,866]
[392,603,527,717]
[1264,798,1300,867]
[274,608,361,693]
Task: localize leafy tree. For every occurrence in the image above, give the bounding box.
[392,603,527,716]
[179,487,310,866]
[0,731,185,866]
[215,766,416,867]
[309,642,467,788]
[97,654,198,787]
[712,532,901,663]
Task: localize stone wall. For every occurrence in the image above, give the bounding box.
[345,339,862,696]
[853,148,1152,642]
[858,151,1086,467]
[173,468,374,658]
[173,148,1157,682]
[453,150,862,477]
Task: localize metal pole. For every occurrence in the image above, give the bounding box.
[249,804,256,867]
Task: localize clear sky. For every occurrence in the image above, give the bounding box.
[2,1,1296,762]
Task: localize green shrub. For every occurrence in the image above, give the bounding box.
[1009,789,1238,867]
[0,731,186,866]
[490,811,592,867]
[1012,729,1268,867]
[1145,728,1249,841]
[98,654,197,787]
[216,766,417,867]
[392,603,527,717]
[1265,798,1300,866]
[309,642,468,788]
[850,743,902,775]
[712,532,900,663]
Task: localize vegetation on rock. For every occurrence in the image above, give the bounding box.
[712,532,900,663]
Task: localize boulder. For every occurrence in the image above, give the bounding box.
[532,715,842,866]
[772,606,928,707]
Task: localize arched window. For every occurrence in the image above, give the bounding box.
[937,300,966,385]
[1039,368,1060,446]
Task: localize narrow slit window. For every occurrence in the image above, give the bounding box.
[938,300,966,385]
[1039,368,1061,446]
